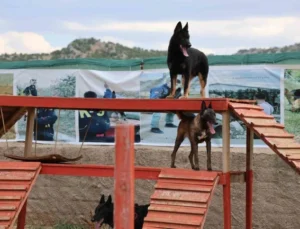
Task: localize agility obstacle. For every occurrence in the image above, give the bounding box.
[0,95,299,229]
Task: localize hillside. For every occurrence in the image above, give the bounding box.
[0,38,167,62]
[0,37,300,61]
[235,43,300,55]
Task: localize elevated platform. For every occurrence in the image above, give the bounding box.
[143,168,219,229]
[0,162,41,229]
[229,101,300,174]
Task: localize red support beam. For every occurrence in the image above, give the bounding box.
[0,95,229,112]
[40,164,161,179]
[114,124,135,229]
[223,172,231,229]
[246,128,254,229]
[17,200,27,229]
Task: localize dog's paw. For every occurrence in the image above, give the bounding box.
[171,165,177,168]
[207,167,212,171]
[179,95,188,99]
[166,95,175,99]
[193,166,200,171]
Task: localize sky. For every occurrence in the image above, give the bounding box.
[0,0,300,55]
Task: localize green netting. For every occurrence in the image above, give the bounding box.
[0,51,300,70]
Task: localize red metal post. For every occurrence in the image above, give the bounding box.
[223,172,231,229]
[114,124,135,229]
[246,127,254,229]
[17,200,27,229]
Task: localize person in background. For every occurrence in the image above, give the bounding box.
[23,78,37,96]
[78,91,111,142]
[255,92,274,115]
[150,79,181,134]
[33,108,58,141]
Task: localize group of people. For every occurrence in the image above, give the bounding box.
[22,79,58,141]
[22,77,276,142]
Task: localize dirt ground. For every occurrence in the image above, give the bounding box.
[1,142,300,229]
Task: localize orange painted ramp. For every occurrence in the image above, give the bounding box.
[0,162,41,229]
[143,168,219,229]
[229,101,300,175]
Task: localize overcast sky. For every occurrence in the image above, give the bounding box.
[0,0,299,55]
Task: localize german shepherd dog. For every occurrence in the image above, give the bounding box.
[83,194,149,229]
[170,101,216,171]
[167,21,209,99]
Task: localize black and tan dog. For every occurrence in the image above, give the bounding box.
[170,101,216,171]
[167,21,209,99]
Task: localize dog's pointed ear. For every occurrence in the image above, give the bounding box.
[208,102,212,109]
[107,195,112,204]
[183,22,189,31]
[100,194,105,204]
[174,21,182,33]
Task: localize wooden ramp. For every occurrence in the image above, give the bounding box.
[0,162,41,229]
[229,101,300,174]
[0,106,27,138]
[143,168,220,229]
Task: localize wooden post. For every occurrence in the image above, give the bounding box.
[17,200,27,229]
[24,108,35,157]
[114,124,135,229]
[246,127,254,229]
[222,111,231,229]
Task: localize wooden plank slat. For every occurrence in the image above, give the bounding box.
[253,127,288,134]
[150,200,207,208]
[145,211,204,226]
[229,102,261,107]
[0,216,10,221]
[250,123,285,128]
[155,182,213,192]
[276,149,300,156]
[156,178,215,187]
[0,196,22,200]
[151,190,211,203]
[0,206,16,211]
[0,162,40,170]
[143,221,199,229]
[244,118,277,125]
[261,133,294,138]
[149,204,206,215]
[0,185,28,191]
[0,172,35,181]
[233,109,274,119]
[287,154,300,160]
[159,169,218,181]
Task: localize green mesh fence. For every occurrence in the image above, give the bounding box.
[0,51,300,70]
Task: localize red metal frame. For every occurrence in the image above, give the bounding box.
[0,95,229,112]
[114,125,135,229]
[40,164,162,179]
[223,172,231,229]
[0,95,237,229]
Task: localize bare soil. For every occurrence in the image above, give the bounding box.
[1,142,300,229]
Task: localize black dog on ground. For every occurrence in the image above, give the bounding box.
[167,21,209,99]
[83,194,149,229]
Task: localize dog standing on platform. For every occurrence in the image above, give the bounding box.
[170,101,216,171]
[167,21,209,99]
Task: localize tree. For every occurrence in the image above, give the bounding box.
[50,75,76,97]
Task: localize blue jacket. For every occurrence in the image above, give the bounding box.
[150,83,170,99]
[34,108,57,141]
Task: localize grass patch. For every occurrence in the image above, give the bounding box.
[284,107,300,137]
